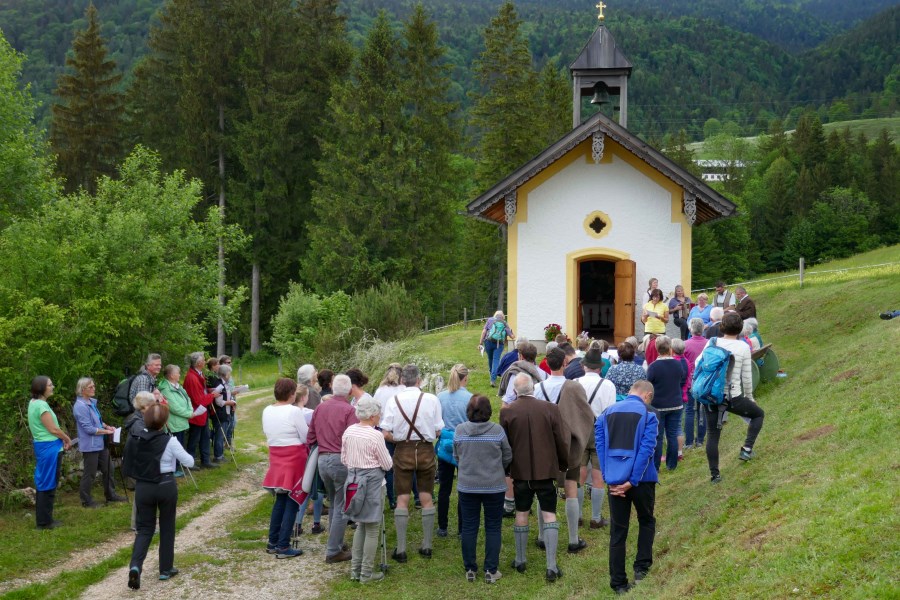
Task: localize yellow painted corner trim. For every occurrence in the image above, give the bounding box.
[565,247,631,339]
[507,222,518,334]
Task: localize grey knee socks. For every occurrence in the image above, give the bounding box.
[514,525,528,564]
[544,521,560,571]
[565,498,580,544]
[421,507,436,549]
[394,508,409,553]
[537,507,545,542]
[577,485,585,517]
[591,485,604,521]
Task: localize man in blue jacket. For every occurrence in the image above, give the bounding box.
[595,380,659,595]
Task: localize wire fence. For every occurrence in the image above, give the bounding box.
[692,260,900,294]
[423,315,489,335]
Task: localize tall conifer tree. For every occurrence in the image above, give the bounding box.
[50,3,123,194]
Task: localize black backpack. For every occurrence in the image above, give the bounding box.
[123,428,170,482]
[112,375,138,417]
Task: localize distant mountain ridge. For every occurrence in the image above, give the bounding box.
[1,0,897,137]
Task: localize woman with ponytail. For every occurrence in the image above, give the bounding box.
[435,364,473,537]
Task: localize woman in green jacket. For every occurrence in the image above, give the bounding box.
[158,364,193,477]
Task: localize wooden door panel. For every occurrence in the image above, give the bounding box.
[614,259,636,345]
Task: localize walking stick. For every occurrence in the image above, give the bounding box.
[210,407,239,469]
[116,459,130,502]
[184,465,199,490]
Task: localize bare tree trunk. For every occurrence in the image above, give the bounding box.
[496,224,507,311]
[250,262,260,353]
[216,103,226,357]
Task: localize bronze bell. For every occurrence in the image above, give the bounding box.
[590,81,610,106]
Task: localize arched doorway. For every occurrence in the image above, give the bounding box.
[567,249,635,345]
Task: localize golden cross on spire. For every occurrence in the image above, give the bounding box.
[596,1,607,22]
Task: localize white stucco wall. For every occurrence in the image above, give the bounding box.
[513,149,686,341]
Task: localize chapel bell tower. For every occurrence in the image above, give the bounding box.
[570,5,633,128]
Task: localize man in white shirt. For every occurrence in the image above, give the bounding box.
[380,364,443,562]
[532,347,568,403]
[576,344,617,529]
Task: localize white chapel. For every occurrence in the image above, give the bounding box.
[466,19,736,344]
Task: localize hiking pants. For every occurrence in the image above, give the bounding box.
[704,395,764,477]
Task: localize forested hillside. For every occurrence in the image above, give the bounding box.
[1,0,898,136]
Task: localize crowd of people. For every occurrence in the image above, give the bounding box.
[24,280,766,593]
[25,351,242,590]
[251,280,766,594]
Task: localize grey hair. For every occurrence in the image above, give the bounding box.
[493,310,505,319]
[741,322,754,338]
[75,377,94,397]
[355,397,381,421]
[624,336,639,348]
[745,317,758,332]
[332,374,352,397]
[710,307,724,322]
[218,364,232,380]
[654,335,672,356]
[133,390,156,411]
[188,351,206,368]
[697,293,709,302]
[515,336,530,349]
[400,364,420,387]
[297,364,316,384]
[689,318,705,335]
[735,285,747,294]
[145,353,162,365]
[163,364,180,379]
[671,338,686,356]
[513,373,534,396]
[545,341,559,352]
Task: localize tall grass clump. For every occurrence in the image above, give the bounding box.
[352,281,423,341]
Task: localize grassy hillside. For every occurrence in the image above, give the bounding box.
[306,246,899,599]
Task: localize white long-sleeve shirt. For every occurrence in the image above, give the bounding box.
[161,437,195,473]
[698,337,754,402]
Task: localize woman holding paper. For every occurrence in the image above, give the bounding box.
[641,288,669,366]
[262,378,309,559]
[73,377,124,507]
[28,376,72,529]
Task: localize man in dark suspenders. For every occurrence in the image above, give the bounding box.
[379,364,444,563]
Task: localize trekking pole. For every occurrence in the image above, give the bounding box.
[184,465,199,490]
[210,407,239,469]
[116,459,130,503]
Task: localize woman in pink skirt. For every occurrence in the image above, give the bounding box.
[262,378,309,558]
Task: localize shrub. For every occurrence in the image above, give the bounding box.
[269,284,355,368]
[353,281,423,342]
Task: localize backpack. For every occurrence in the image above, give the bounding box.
[691,338,734,407]
[488,320,506,342]
[112,375,138,417]
[497,363,541,398]
[122,428,169,482]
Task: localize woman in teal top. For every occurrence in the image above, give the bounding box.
[28,376,72,530]
[158,364,193,477]
[435,364,474,538]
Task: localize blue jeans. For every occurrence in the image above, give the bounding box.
[295,487,324,528]
[459,491,505,573]
[268,491,300,549]
[654,409,683,471]
[224,413,235,446]
[684,395,706,446]
[211,414,231,459]
[483,339,504,383]
[187,423,211,465]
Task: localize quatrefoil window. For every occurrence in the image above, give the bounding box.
[583,210,612,239]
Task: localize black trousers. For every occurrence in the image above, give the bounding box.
[704,395,765,478]
[436,458,460,533]
[130,476,178,574]
[79,447,117,504]
[673,316,689,340]
[36,451,63,527]
[187,423,211,465]
[607,483,656,590]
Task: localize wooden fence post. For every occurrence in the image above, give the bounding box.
[424,316,429,332]
[464,308,468,329]
[799,257,805,288]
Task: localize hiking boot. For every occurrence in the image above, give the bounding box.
[128,566,141,590]
[465,569,476,582]
[325,550,351,563]
[360,572,384,584]
[510,559,526,573]
[710,474,722,484]
[567,538,588,554]
[634,569,649,582]
[37,520,62,530]
[614,583,635,595]
[276,548,303,559]
[391,549,407,563]
[437,528,448,538]
[535,538,546,550]
[201,462,220,469]
[159,568,179,580]
[590,518,609,529]
[485,570,502,584]
[310,523,324,534]
[265,543,278,554]
[545,567,563,583]
[106,495,127,503]
[418,548,432,559]
[739,448,755,461]
[82,501,101,509]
